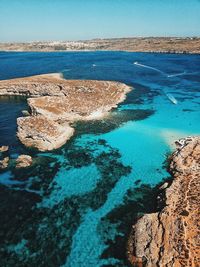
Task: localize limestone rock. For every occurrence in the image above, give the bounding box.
[15,154,33,168]
[0,74,131,151]
[0,146,9,153]
[22,110,30,116]
[159,181,168,190]
[17,115,74,151]
[0,157,9,169]
[0,74,131,99]
[27,92,125,121]
[128,136,200,267]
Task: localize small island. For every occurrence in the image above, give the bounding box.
[0,74,131,151]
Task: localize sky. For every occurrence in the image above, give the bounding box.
[0,0,200,42]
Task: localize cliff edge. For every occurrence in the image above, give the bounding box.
[127,136,200,267]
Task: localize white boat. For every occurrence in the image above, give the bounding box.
[166,93,178,105]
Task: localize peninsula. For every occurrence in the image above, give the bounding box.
[127,137,200,266]
[0,74,131,151]
[0,37,200,54]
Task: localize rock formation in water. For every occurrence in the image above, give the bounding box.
[0,157,9,169]
[15,154,33,168]
[0,74,131,151]
[17,115,74,151]
[0,146,9,153]
[0,146,9,169]
[127,136,200,267]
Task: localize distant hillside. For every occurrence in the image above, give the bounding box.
[0,37,200,53]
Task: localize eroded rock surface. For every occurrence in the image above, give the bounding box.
[17,115,74,151]
[128,136,200,267]
[0,146,9,153]
[15,154,33,168]
[0,74,131,151]
[0,157,9,169]
[0,73,64,96]
[0,73,130,100]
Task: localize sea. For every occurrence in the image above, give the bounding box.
[0,51,199,267]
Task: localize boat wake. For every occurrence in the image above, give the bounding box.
[168,71,200,77]
[133,62,179,104]
[133,62,198,79]
[133,61,166,75]
[167,72,186,78]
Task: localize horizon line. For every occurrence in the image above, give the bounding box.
[1,36,200,44]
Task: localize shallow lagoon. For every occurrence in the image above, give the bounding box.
[0,51,200,266]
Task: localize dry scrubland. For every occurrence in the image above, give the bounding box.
[0,37,200,53]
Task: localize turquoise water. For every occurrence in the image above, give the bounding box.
[0,51,199,266]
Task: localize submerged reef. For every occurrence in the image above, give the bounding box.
[0,138,132,267]
[74,109,154,135]
[128,136,200,267]
[0,74,131,151]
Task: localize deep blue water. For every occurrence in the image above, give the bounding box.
[0,51,200,267]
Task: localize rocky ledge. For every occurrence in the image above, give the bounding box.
[0,74,131,151]
[17,116,74,151]
[127,136,200,267]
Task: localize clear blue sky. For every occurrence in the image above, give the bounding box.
[0,0,200,42]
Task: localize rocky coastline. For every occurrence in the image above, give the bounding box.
[0,74,131,151]
[0,37,200,54]
[127,136,200,266]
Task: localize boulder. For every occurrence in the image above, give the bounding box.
[16,155,33,168]
[0,146,9,153]
[0,157,9,169]
[22,110,30,116]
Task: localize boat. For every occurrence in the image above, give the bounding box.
[166,93,178,104]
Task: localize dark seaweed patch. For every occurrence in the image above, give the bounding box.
[122,83,160,105]
[74,109,154,135]
[182,108,194,112]
[0,139,132,267]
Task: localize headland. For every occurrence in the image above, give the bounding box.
[0,74,131,151]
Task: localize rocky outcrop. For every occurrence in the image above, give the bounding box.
[127,136,200,267]
[17,115,74,151]
[0,146,9,153]
[0,74,131,151]
[0,146,9,169]
[0,157,9,169]
[15,154,33,168]
[0,73,64,96]
[0,73,130,99]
